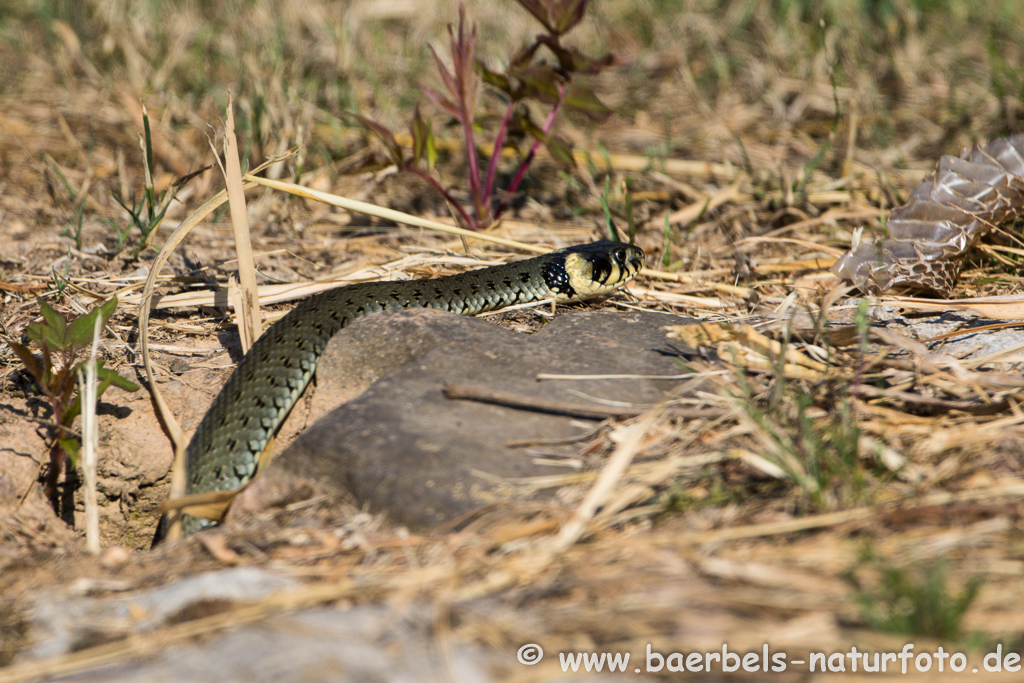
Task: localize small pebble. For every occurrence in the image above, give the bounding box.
[100,545,132,569]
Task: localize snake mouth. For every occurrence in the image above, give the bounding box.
[562,241,645,298]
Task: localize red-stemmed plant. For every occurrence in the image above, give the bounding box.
[350,0,614,230]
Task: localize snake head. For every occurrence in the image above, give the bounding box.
[556,240,645,299]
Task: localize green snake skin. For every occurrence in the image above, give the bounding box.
[158,241,644,540]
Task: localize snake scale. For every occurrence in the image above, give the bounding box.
[155,241,644,542]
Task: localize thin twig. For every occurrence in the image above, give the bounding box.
[443,381,646,418]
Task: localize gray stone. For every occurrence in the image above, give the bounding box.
[27,566,299,658]
[41,602,630,683]
[231,308,696,531]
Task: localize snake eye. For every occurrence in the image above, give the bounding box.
[614,247,626,263]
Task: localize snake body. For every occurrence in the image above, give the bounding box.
[161,241,644,540]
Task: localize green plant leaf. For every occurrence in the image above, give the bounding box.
[66,368,99,426]
[444,4,480,116]
[425,9,482,125]
[563,86,613,122]
[544,136,576,167]
[425,129,438,173]
[37,299,67,344]
[429,42,461,104]
[6,339,45,387]
[134,198,174,257]
[67,296,118,352]
[511,66,563,104]
[410,107,430,166]
[143,109,155,193]
[57,435,79,468]
[25,319,61,351]
[64,392,82,425]
[599,175,619,241]
[515,0,587,36]
[536,36,616,74]
[95,364,140,393]
[478,63,513,96]
[66,359,139,425]
[551,0,587,34]
[507,41,542,72]
[111,190,143,226]
[623,179,636,243]
[518,114,549,143]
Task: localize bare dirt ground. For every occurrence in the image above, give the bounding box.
[3,0,1024,679]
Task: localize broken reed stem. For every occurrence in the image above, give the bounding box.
[77,314,103,554]
[219,92,261,352]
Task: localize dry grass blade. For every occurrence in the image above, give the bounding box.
[376,129,739,180]
[218,93,261,352]
[243,175,551,254]
[691,479,1024,545]
[666,321,829,380]
[882,293,1024,320]
[659,178,743,227]
[550,411,658,552]
[155,488,239,523]
[628,285,731,309]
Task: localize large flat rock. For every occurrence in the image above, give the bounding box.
[231,308,696,530]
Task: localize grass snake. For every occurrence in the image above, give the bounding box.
[155,241,644,542]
